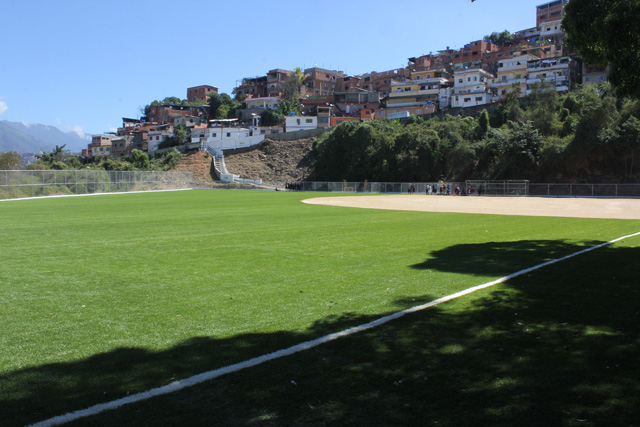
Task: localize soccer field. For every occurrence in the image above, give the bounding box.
[1,190,639,426]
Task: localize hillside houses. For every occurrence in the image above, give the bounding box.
[84,0,609,161]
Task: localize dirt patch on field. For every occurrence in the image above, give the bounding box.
[302,195,640,220]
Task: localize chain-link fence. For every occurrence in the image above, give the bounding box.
[278,181,640,198]
[528,183,640,198]
[0,170,193,200]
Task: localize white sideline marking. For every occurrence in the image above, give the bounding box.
[0,188,192,203]
[30,231,640,427]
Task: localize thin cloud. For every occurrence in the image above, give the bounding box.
[71,125,86,139]
[0,100,8,115]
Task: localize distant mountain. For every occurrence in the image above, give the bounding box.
[0,121,89,154]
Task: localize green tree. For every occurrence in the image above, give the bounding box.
[129,149,151,170]
[563,0,640,98]
[0,151,23,170]
[616,115,640,178]
[476,109,490,140]
[208,92,240,119]
[281,67,307,104]
[159,125,190,150]
[483,30,513,46]
[525,80,560,136]
[261,108,284,126]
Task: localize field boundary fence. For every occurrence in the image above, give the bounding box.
[277,181,640,198]
[0,170,193,200]
[528,183,640,198]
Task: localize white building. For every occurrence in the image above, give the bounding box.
[285,116,318,132]
[526,56,573,94]
[245,97,279,110]
[191,122,264,152]
[451,68,495,108]
[489,54,539,100]
[540,19,564,38]
[147,129,173,153]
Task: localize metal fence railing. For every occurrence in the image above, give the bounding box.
[528,183,640,198]
[275,181,640,198]
[0,170,194,200]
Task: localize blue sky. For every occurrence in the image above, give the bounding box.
[0,0,545,138]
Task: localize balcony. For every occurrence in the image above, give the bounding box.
[389,88,440,98]
[527,62,569,72]
[452,88,491,96]
[488,78,527,87]
[385,101,432,108]
[391,77,448,87]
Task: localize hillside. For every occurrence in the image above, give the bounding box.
[223,138,315,185]
[170,150,216,186]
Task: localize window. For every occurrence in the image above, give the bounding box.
[305,119,313,123]
[458,79,463,84]
[502,76,507,82]
[474,77,478,81]
[226,133,231,137]
[416,75,421,79]
[464,97,471,102]
[212,133,217,137]
[476,96,483,101]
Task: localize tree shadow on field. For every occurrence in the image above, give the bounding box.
[2,240,640,426]
[410,239,606,277]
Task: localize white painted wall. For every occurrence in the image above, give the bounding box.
[285,116,318,132]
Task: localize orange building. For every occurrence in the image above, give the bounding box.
[187,85,218,102]
[536,0,568,26]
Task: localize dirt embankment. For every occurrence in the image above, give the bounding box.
[169,138,316,186]
[223,138,315,185]
[170,150,216,186]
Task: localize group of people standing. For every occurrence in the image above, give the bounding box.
[406,183,484,196]
[285,181,303,191]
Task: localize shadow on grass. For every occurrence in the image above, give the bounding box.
[3,240,640,426]
[410,239,605,277]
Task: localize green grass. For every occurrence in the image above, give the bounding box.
[0,190,639,426]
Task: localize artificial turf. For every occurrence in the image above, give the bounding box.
[0,190,638,426]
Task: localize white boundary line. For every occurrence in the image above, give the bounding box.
[0,188,193,203]
[29,231,640,427]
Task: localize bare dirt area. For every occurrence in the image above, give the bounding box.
[303,195,640,220]
[170,150,216,186]
[223,138,315,185]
